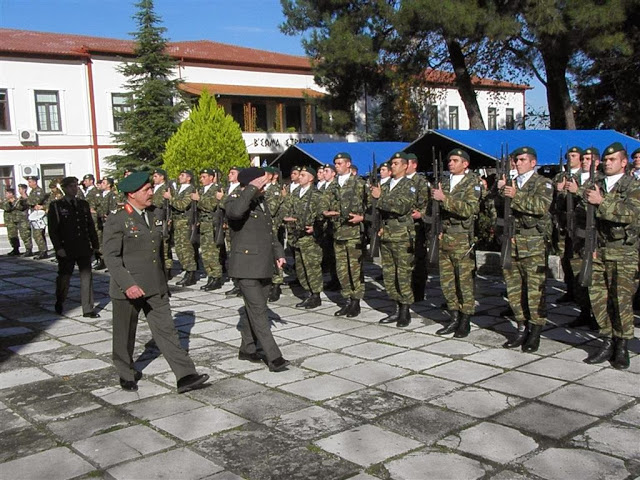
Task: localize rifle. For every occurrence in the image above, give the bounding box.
[427,147,442,266]
[564,148,576,248]
[162,194,170,240]
[578,152,597,287]
[189,198,199,244]
[499,143,514,270]
[369,153,381,258]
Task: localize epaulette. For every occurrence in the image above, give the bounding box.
[124,204,134,214]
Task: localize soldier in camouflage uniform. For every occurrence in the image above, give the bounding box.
[264,167,286,301]
[94,178,118,270]
[324,152,367,317]
[1,188,21,255]
[222,166,243,297]
[583,142,640,369]
[373,152,417,327]
[501,146,554,353]
[284,165,328,309]
[151,169,173,279]
[23,175,48,259]
[193,168,224,291]
[320,164,340,291]
[406,153,430,302]
[16,184,33,256]
[164,169,198,287]
[432,149,482,338]
[82,174,103,268]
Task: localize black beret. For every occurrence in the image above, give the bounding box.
[118,171,150,193]
[292,165,302,172]
[238,167,265,185]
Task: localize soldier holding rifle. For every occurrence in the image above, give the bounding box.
[151,168,173,280]
[406,153,430,302]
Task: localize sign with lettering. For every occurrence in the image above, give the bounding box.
[243,133,343,154]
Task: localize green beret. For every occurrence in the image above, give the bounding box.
[300,165,316,177]
[263,166,276,174]
[379,162,390,170]
[180,169,194,178]
[515,146,537,158]
[565,146,583,158]
[118,171,150,193]
[351,164,359,171]
[333,152,352,162]
[391,151,408,161]
[583,147,600,157]
[630,147,640,157]
[406,153,418,161]
[324,164,337,172]
[603,142,625,155]
[24,175,39,181]
[447,149,470,162]
[153,168,167,177]
[292,165,302,172]
[229,165,241,172]
[83,174,94,181]
[200,168,215,175]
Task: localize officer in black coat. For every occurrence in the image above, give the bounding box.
[103,172,208,393]
[226,167,290,372]
[47,177,100,317]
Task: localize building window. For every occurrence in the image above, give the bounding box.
[505,108,515,130]
[285,105,302,132]
[231,102,244,129]
[487,107,497,130]
[427,105,439,129]
[35,91,61,131]
[41,164,66,193]
[449,106,459,130]
[0,166,14,199]
[0,90,10,131]
[111,93,132,132]
[254,103,267,131]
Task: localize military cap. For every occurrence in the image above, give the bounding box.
[153,168,167,177]
[406,153,418,162]
[180,169,194,178]
[60,176,78,188]
[200,168,215,175]
[102,177,115,187]
[83,174,95,181]
[630,147,640,157]
[229,165,241,172]
[603,142,626,155]
[333,152,352,162]
[118,171,150,193]
[300,165,316,177]
[238,167,265,185]
[351,164,359,172]
[292,165,302,172]
[18,183,27,189]
[390,151,408,161]
[24,175,39,181]
[583,147,600,157]
[323,163,337,172]
[379,162,390,170]
[447,148,470,162]
[123,168,135,174]
[565,146,583,158]
[513,146,537,158]
[264,166,277,174]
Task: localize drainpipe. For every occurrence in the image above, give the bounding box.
[84,52,101,177]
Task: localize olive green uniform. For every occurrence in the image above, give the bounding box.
[151,183,173,271]
[26,185,47,253]
[170,184,198,273]
[198,183,223,279]
[406,172,430,300]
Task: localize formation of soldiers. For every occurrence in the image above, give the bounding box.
[2,142,638,371]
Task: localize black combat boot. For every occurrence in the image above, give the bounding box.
[165,268,172,281]
[177,271,197,287]
[396,304,411,327]
[584,337,614,364]
[8,238,20,256]
[379,303,399,324]
[94,258,106,270]
[268,284,281,302]
[22,249,34,257]
[503,323,528,349]
[334,298,352,317]
[436,311,460,335]
[225,283,242,296]
[454,313,472,338]
[203,277,223,291]
[610,337,630,370]
[522,324,543,353]
[304,293,322,309]
[346,299,361,318]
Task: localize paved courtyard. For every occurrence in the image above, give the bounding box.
[0,246,638,480]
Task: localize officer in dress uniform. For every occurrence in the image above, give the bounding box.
[373,152,417,327]
[103,171,209,393]
[432,149,482,338]
[48,177,100,317]
[583,142,640,369]
[501,146,554,353]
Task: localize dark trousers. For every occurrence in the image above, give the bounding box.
[56,255,94,314]
[237,278,283,365]
[112,293,196,382]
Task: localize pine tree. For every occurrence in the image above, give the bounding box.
[163,91,249,179]
[109,0,186,174]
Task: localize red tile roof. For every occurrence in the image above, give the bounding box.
[422,69,530,91]
[180,83,324,99]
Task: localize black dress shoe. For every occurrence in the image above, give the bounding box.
[611,337,630,370]
[522,324,543,353]
[176,271,197,287]
[83,312,100,318]
[238,351,265,363]
[94,258,106,270]
[295,294,310,308]
[119,378,138,391]
[269,357,290,372]
[268,284,282,302]
[177,373,209,393]
[55,301,63,314]
[454,313,472,338]
[346,299,361,318]
[584,337,614,364]
[225,285,242,297]
[335,299,352,317]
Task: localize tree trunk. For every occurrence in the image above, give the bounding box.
[446,38,486,130]
[540,37,576,129]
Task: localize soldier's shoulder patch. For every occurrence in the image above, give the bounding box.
[410,186,416,193]
[124,203,134,214]
[544,181,553,189]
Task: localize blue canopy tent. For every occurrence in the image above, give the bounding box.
[406,129,640,171]
[272,142,408,177]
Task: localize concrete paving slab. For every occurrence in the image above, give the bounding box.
[381,350,451,371]
[60,330,112,346]
[421,338,486,356]
[302,332,368,350]
[386,450,488,480]
[122,394,205,421]
[0,446,94,480]
[0,367,52,389]
[341,341,407,359]
[479,371,566,399]
[91,380,171,405]
[383,331,443,348]
[46,408,131,442]
[325,388,419,421]
[186,377,266,406]
[539,383,634,416]
[382,374,461,401]
[279,374,364,401]
[265,405,358,440]
[0,326,32,337]
[7,339,66,355]
[43,358,111,376]
[300,352,363,372]
[21,392,101,422]
[516,356,603,381]
[572,422,640,460]
[223,390,311,423]
[425,359,503,384]
[465,349,538,369]
[431,386,524,418]
[279,342,326,360]
[244,364,318,387]
[439,422,538,464]
[107,447,224,480]
[0,408,29,432]
[152,406,248,441]
[315,424,423,467]
[523,448,629,480]
[577,368,640,397]
[613,403,640,426]
[332,361,409,386]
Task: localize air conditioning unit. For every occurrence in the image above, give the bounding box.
[19,129,37,143]
[21,165,40,178]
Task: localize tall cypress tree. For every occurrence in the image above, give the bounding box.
[110,0,186,173]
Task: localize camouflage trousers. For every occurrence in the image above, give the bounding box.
[6,220,18,245]
[589,253,638,339]
[271,226,284,285]
[439,233,475,315]
[162,234,173,271]
[381,239,414,305]
[503,235,547,326]
[334,238,364,300]
[293,236,323,294]
[172,217,197,272]
[569,249,591,316]
[200,221,222,278]
[17,216,32,250]
[31,227,47,253]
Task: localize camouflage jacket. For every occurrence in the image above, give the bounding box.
[264,183,285,228]
[377,176,416,242]
[98,191,118,218]
[170,184,195,218]
[439,172,482,236]
[285,186,328,246]
[509,172,553,239]
[198,183,222,222]
[0,199,19,223]
[407,172,430,213]
[26,186,45,209]
[83,186,101,213]
[329,175,367,241]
